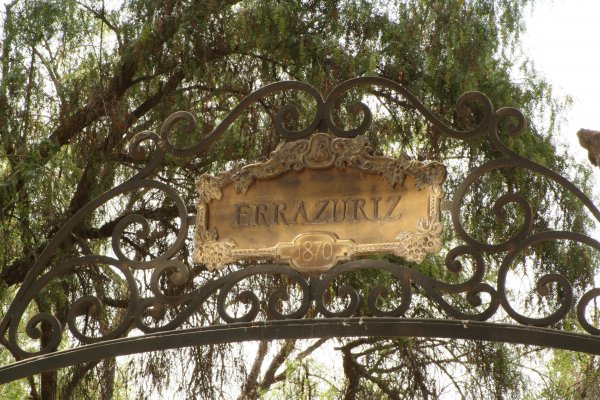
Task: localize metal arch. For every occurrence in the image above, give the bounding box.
[2,77,600,383]
[3,319,600,384]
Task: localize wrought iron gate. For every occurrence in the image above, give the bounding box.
[1,77,599,384]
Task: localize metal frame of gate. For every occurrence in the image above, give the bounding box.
[1,77,600,384]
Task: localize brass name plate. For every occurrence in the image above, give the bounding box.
[193,133,445,274]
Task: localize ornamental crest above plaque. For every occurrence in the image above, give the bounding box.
[193,133,445,274]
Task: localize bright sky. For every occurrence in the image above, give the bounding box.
[522,0,600,199]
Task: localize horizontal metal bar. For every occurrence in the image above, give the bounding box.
[2,318,599,384]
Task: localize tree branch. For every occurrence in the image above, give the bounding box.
[258,339,295,391]
[60,361,100,399]
[127,69,185,125]
[238,340,269,400]
[272,338,328,383]
[76,1,123,50]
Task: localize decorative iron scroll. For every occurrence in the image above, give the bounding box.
[193,132,445,272]
[1,77,600,383]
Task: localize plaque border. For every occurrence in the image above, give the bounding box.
[193,133,446,272]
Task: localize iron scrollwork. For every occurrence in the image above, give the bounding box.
[1,77,600,383]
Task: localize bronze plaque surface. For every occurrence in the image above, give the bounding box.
[193,133,445,274]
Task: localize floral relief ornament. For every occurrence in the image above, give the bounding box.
[193,133,446,272]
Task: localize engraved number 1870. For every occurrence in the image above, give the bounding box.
[297,240,334,262]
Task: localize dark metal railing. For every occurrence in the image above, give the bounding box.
[1,77,599,383]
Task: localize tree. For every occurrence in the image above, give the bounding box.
[0,0,596,398]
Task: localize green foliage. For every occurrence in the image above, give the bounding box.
[1,0,598,398]
[0,376,30,399]
[260,354,341,400]
[531,351,600,399]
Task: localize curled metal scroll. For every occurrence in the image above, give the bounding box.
[1,77,600,383]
